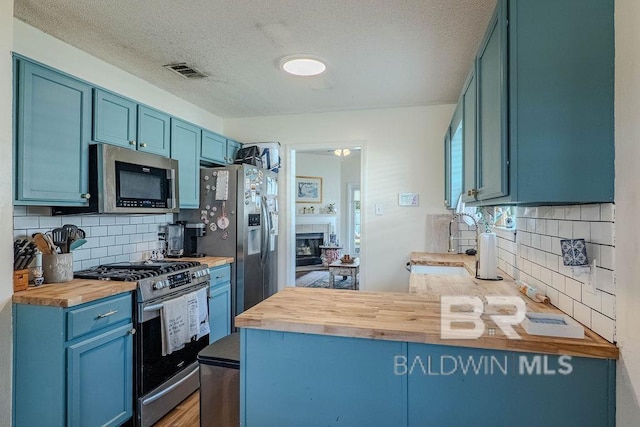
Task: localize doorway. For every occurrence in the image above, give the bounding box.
[282,143,365,290]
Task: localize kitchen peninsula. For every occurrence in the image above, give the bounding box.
[235,254,618,426]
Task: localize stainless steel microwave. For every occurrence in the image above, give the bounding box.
[54,144,179,215]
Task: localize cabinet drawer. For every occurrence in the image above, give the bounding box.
[66,294,132,341]
[209,265,231,287]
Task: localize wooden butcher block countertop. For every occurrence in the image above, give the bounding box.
[12,256,234,308]
[236,253,618,359]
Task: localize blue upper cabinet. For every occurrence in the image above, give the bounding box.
[475,1,508,202]
[459,0,614,205]
[201,131,242,165]
[227,139,242,164]
[138,105,171,157]
[93,89,137,149]
[462,66,477,203]
[201,130,227,164]
[171,118,201,208]
[94,90,171,157]
[15,59,91,206]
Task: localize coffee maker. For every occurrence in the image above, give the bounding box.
[184,223,206,257]
[166,222,185,258]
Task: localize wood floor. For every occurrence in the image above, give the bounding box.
[153,390,200,427]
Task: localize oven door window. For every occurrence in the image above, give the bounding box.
[115,161,168,208]
[140,316,209,395]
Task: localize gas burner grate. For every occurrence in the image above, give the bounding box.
[74,260,202,282]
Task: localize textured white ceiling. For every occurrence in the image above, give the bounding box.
[14,0,496,119]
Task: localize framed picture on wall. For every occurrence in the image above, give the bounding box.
[295,176,323,203]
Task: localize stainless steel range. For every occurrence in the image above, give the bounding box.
[75,260,211,427]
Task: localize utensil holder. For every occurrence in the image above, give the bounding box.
[43,253,73,283]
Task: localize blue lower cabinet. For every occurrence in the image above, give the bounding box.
[209,264,232,343]
[13,294,134,427]
[407,343,615,426]
[209,281,231,344]
[67,324,133,427]
[241,329,616,427]
[170,118,201,208]
[241,329,407,427]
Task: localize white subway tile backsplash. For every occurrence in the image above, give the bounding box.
[545,220,559,236]
[591,222,614,245]
[591,312,615,342]
[601,292,616,318]
[599,245,615,270]
[573,301,592,327]
[14,216,40,229]
[99,216,116,225]
[580,204,600,221]
[81,216,101,226]
[136,224,149,233]
[493,203,616,343]
[572,222,590,240]
[600,204,615,222]
[558,221,572,239]
[565,278,582,300]
[565,206,581,220]
[596,267,615,294]
[558,293,574,316]
[13,212,169,275]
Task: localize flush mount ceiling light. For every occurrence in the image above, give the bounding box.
[334,149,351,157]
[280,55,326,76]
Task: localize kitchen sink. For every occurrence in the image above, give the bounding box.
[410,265,470,276]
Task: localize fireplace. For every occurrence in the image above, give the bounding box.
[296,232,324,266]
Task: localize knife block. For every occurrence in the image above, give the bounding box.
[13,269,29,292]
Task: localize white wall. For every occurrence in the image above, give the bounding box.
[296,153,342,216]
[1,0,13,423]
[225,105,455,292]
[341,154,362,255]
[13,20,224,133]
[615,0,640,422]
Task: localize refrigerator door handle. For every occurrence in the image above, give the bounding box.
[260,196,269,266]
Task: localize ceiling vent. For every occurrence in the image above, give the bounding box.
[163,63,208,79]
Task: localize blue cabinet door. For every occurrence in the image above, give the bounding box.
[201,130,227,164]
[93,89,137,149]
[227,139,242,164]
[476,0,508,201]
[209,281,231,344]
[407,343,615,426]
[462,67,477,203]
[15,60,91,205]
[137,105,170,157]
[67,323,133,427]
[170,118,201,208]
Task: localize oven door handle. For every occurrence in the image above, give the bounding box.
[143,303,164,312]
[141,364,199,406]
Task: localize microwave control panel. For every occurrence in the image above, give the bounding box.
[118,199,167,208]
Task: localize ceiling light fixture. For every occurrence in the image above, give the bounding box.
[334,149,351,157]
[280,55,326,76]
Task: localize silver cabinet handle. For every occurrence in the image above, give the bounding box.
[96,309,118,319]
[140,142,147,148]
[129,140,136,146]
[81,193,91,199]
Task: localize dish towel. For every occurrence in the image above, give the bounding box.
[185,288,210,341]
[161,296,190,356]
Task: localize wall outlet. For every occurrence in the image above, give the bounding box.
[375,204,384,216]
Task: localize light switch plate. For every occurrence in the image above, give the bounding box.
[375,204,383,215]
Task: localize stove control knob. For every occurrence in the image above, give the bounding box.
[153,281,166,290]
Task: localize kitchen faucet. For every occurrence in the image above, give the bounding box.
[448,213,479,277]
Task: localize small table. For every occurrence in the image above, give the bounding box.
[319,245,343,266]
[328,258,360,290]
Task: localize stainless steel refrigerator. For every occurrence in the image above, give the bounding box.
[181,164,278,326]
